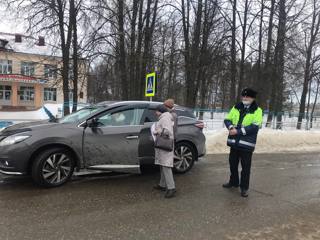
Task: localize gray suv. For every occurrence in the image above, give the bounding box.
[0,101,206,187]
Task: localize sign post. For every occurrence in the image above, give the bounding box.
[145,72,156,101]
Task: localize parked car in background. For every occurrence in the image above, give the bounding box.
[0,101,206,187]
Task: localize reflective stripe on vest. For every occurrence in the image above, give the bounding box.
[239,140,256,147]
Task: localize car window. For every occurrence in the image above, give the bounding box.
[176,109,196,119]
[60,108,100,123]
[144,108,195,123]
[97,108,145,126]
[143,109,158,123]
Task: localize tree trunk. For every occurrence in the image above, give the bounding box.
[117,0,128,100]
[140,0,159,99]
[265,0,276,127]
[198,0,212,119]
[71,0,78,113]
[185,0,203,108]
[129,0,139,100]
[167,25,176,98]
[57,0,73,116]
[238,0,249,101]
[230,0,237,107]
[181,0,191,106]
[134,0,144,99]
[310,77,320,128]
[305,79,312,129]
[256,0,264,106]
[297,2,320,129]
[273,0,286,129]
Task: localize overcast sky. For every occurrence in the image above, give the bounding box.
[0,5,26,34]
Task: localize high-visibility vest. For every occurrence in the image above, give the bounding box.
[224,102,263,152]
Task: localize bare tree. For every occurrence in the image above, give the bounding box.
[230,0,237,106]
[297,0,320,129]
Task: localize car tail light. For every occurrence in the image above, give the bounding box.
[195,121,205,129]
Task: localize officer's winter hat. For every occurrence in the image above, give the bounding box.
[241,88,257,98]
[156,104,169,113]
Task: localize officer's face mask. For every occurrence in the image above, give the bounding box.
[242,97,254,106]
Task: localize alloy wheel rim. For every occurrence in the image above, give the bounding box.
[42,153,72,184]
[174,146,193,171]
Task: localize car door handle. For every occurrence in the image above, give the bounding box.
[126,135,139,140]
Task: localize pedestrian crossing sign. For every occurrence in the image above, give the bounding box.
[145,72,156,97]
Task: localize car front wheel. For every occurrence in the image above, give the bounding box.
[32,147,75,187]
[173,142,196,174]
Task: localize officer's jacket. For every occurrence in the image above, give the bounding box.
[224,101,263,152]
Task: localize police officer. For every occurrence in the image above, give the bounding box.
[223,88,263,197]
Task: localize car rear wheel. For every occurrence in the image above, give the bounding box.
[32,147,75,187]
[173,142,196,174]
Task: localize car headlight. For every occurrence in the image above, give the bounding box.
[0,135,31,147]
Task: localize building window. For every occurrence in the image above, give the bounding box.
[0,85,11,101]
[0,39,9,49]
[19,86,34,101]
[0,60,13,74]
[44,88,57,101]
[44,65,57,79]
[79,92,83,99]
[21,62,35,76]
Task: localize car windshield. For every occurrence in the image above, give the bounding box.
[59,108,101,123]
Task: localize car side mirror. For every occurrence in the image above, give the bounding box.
[86,118,98,128]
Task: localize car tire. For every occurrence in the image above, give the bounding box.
[32,147,75,187]
[173,142,196,174]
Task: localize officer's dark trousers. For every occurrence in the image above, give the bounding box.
[229,148,253,190]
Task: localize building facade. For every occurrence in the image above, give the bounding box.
[0,32,88,110]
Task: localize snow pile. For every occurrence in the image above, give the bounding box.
[0,32,61,57]
[0,108,48,120]
[43,103,64,118]
[0,103,88,122]
[205,128,320,154]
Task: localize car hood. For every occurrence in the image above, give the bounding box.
[0,120,61,136]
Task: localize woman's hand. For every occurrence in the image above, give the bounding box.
[153,127,161,135]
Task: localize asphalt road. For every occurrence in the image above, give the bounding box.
[1,153,320,240]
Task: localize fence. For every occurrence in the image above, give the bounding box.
[1,104,320,131]
[195,110,320,131]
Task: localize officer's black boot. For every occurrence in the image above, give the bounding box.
[241,189,249,197]
[222,183,239,188]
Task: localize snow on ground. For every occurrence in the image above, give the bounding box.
[205,128,320,154]
[0,108,48,121]
[0,103,88,122]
